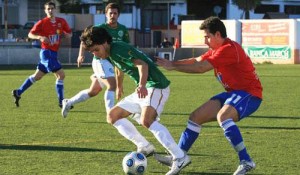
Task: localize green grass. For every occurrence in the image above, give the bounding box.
[0,64,299,175]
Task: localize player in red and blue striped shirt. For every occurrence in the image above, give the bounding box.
[156,16,262,175]
[12,1,72,108]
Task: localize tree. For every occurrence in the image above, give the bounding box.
[231,0,261,19]
[56,0,81,14]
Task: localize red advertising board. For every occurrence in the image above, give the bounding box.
[242,20,290,45]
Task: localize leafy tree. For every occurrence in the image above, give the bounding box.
[56,0,81,14]
[231,0,261,19]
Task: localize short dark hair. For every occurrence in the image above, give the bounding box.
[44,1,56,9]
[199,16,227,38]
[105,3,120,14]
[80,26,112,50]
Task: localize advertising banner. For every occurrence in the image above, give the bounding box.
[241,19,296,64]
[242,20,290,46]
[181,19,299,64]
[181,20,239,48]
[244,46,291,60]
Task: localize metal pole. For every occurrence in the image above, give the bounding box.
[4,0,8,41]
[167,3,170,38]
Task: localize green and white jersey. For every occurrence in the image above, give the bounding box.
[96,23,130,43]
[93,23,130,60]
[109,42,170,89]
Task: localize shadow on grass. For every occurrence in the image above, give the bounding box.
[179,172,263,175]
[0,144,129,153]
[150,170,263,175]
[0,144,211,158]
[173,172,231,175]
[166,123,300,130]
[250,115,300,120]
[163,113,300,120]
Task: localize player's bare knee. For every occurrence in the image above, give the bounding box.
[34,77,41,81]
[107,86,116,91]
[33,75,42,81]
[217,114,233,124]
[106,83,116,91]
[88,89,100,97]
[189,112,198,122]
[56,72,65,80]
[106,114,115,124]
[140,120,151,128]
[107,110,121,124]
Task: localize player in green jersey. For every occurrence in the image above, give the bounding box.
[80,26,191,175]
[62,3,129,118]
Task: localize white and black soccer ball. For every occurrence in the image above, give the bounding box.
[122,151,147,175]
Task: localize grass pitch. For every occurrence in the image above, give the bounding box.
[0,64,299,175]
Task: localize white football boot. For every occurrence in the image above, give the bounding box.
[137,144,155,157]
[61,99,72,118]
[166,154,191,175]
[233,160,256,175]
[154,153,173,167]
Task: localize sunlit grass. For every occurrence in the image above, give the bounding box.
[0,64,299,175]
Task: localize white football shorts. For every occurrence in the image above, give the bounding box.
[92,58,115,88]
[117,86,170,124]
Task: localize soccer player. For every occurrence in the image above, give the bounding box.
[155,16,263,175]
[12,1,72,108]
[61,3,129,117]
[80,26,191,175]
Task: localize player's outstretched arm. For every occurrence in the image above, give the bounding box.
[155,57,175,71]
[156,56,213,73]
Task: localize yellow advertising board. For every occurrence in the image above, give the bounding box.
[181,20,239,48]
[181,21,205,47]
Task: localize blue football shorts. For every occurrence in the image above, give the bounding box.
[37,49,62,73]
[211,90,262,120]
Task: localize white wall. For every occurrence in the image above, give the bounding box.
[19,0,28,25]
[297,19,300,48]
[227,0,300,19]
[132,6,139,30]
[94,14,105,25]
[56,14,75,29]
[118,14,133,28]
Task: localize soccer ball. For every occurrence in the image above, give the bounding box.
[122,151,147,175]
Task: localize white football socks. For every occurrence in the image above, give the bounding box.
[113,118,149,148]
[149,121,184,159]
[68,89,90,105]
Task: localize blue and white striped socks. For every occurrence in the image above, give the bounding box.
[221,118,251,161]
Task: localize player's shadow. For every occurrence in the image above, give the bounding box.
[163,113,300,120]
[250,115,300,120]
[150,172,233,175]
[163,114,300,130]
[151,170,264,175]
[0,144,129,153]
[175,172,263,175]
